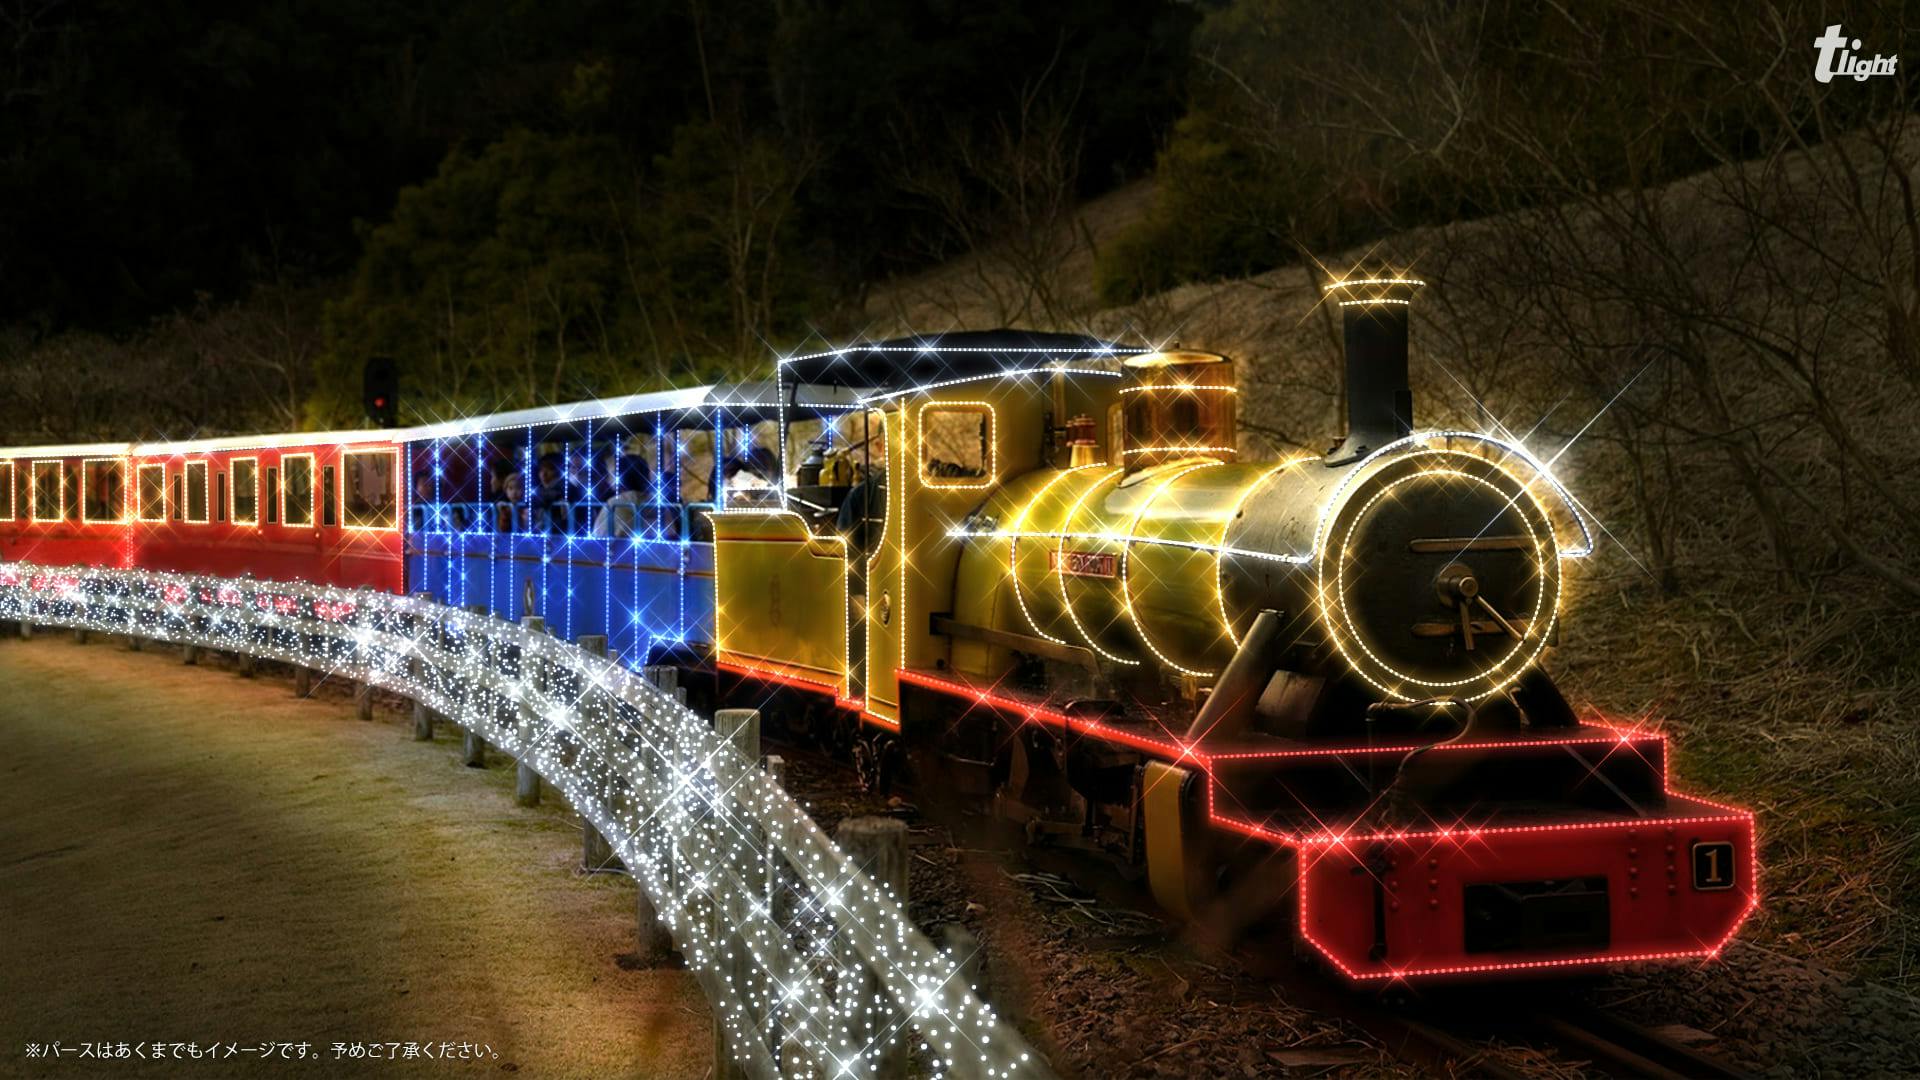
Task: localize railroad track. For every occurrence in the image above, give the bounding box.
[1519,1006,1751,1080]
[1358,996,1753,1079]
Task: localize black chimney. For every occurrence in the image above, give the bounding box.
[1324,276,1422,465]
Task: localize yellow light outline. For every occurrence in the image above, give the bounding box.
[0,461,13,522]
[1321,275,1426,292]
[135,462,167,523]
[280,452,317,529]
[1007,465,1099,647]
[229,457,260,527]
[1120,460,1224,677]
[916,401,997,489]
[897,403,910,690]
[29,460,67,524]
[861,410,892,716]
[1054,467,1136,666]
[183,460,211,525]
[339,447,401,532]
[1121,445,1238,457]
[80,457,128,525]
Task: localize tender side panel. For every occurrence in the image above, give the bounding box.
[713,510,849,694]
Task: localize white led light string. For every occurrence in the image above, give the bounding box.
[0,563,1049,1080]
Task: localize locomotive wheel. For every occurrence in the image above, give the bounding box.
[852,739,876,791]
[852,733,902,794]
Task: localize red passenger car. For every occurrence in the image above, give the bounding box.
[0,432,405,592]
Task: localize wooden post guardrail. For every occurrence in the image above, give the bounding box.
[0,562,1058,1080]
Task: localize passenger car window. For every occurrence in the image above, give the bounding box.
[342,450,396,530]
[31,461,66,522]
[265,467,279,523]
[230,459,258,525]
[185,461,209,523]
[282,455,314,527]
[82,460,126,523]
[137,464,166,522]
[0,462,13,522]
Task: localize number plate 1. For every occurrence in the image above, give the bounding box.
[1691,841,1736,891]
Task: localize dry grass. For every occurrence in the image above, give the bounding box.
[0,635,710,1078]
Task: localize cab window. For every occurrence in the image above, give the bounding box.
[342,450,397,530]
[282,455,314,527]
[137,464,166,522]
[918,405,993,486]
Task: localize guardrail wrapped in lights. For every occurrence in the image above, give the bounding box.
[0,562,1052,1080]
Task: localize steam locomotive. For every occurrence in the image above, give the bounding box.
[0,276,1755,982]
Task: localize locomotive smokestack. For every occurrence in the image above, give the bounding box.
[1324,276,1423,465]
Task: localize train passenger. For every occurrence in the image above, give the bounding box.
[533,453,570,532]
[722,446,779,501]
[836,468,884,550]
[533,454,567,505]
[412,471,439,530]
[591,455,652,538]
[486,459,512,500]
[496,470,529,532]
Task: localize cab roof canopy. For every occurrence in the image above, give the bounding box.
[776,329,1147,393]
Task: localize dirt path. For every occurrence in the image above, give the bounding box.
[0,635,709,1079]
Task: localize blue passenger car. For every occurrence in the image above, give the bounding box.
[401,382,861,669]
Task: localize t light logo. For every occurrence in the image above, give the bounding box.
[1814,24,1899,83]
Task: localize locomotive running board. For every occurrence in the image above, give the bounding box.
[930,612,1099,670]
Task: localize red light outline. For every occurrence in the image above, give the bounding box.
[895,665,1760,981]
[714,658,895,731]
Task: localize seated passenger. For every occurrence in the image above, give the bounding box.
[592,455,653,538]
[411,472,437,530]
[533,454,567,506]
[496,470,529,532]
[533,453,570,533]
[722,446,779,502]
[836,469,886,550]
[487,459,513,500]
